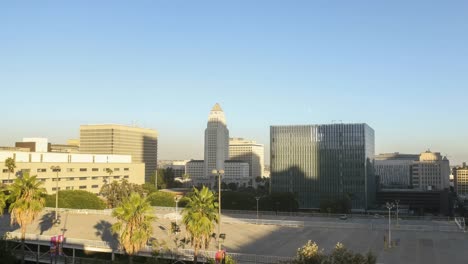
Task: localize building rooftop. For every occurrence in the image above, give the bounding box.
[211,103,223,112]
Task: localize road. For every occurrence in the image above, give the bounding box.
[0,209,466,264]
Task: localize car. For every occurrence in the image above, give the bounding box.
[339,214,348,220]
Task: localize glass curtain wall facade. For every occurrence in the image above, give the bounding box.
[270,124,375,210]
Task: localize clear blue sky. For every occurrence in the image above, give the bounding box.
[1,1,467,165]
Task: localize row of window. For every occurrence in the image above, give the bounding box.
[52,185,100,191]
[50,175,129,181]
[2,168,130,173]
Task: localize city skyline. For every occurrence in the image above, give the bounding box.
[1,1,467,165]
[1,107,465,166]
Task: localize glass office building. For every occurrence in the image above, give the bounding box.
[270,124,375,210]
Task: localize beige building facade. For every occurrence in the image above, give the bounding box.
[0,151,145,194]
[454,165,468,197]
[80,124,158,182]
[412,151,450,191]
[229,137,264,185]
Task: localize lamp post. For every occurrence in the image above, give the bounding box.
[395,200,400,227]
[212,169,224,250]
[255,196,261,224]
[50,166,61,223]
[386,202,395,248]
[174,195,181,225]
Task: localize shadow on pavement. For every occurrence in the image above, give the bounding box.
[94,220,119,250]
[38,211,56,235]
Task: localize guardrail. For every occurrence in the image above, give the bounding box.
[5,232,294,264]
[44,206,455,223]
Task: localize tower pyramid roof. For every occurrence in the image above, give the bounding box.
[211,103,223,112]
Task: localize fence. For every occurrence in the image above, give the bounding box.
[5,232,293,264]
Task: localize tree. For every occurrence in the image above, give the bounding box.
[292,240,324,264]
[0,187,6,215]
[8,173,46,264]
[153,169,167,189]
[292,242,376,264]
[319,195,351,214]
[147,191,181,207]
[4,157,16,181]
[112,192,154,264]
[105,168,113,184]
[227,183,238,191]
[182,186,218,264]
[100,179,145,208]
[45,190,106,209]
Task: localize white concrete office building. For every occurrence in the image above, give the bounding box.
[186,104,250,188]
[412,151,450,191]
[204,103,229,179]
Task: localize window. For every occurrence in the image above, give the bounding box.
[92,185,99,188]
[114,168,120,171]
[52,178,61,181]
[37,168,46,173]
[67,168,74,172]
[80,168,87,172]
[2,180,13,184]
[113,176,120,179]
[124,175,129,179]
[2,169,8,173]
[67,177,74,181]
[92,168,99,172]
[80,177,87,180]
[124,168,129,171]
[39,179,46,182]
[52,187,61,191]
[92,176,98,180]
[79,186,87,189]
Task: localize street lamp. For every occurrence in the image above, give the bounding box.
[212,169,224,250]
[386,202,395,248]
[395,200,400,227]
[174,195,181,225]
[50,166,61,223]
[255,196,261,224]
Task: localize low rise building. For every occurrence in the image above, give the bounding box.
[0,151,145,194]
[454,163,468,197]
[412,151,450,191]
[229,138,264,186]
[185,159,249,188]
[375,153,419,188]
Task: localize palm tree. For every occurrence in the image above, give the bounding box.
[112,192,154,264]
[8,173,46,264]
[0,187,7,215]
[105,168,113,184]
[4,157,16,181]
[182,186,218,264]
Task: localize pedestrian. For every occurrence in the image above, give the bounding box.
[222,249,226,264]
[215,249,223,264]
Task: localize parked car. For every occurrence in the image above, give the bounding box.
[339,214,348,220]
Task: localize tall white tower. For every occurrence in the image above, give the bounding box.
[204,103,229,179]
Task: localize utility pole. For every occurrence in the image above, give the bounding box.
[50,166,61,223]
[395,200,400,227]
[386,202,395,248]
[212,169,224,250]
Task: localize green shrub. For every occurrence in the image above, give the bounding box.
[45,190,106,209]
[147,191,180,207]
